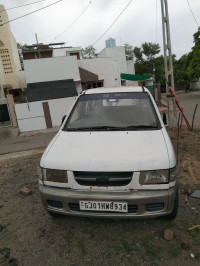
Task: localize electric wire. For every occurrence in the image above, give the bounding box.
[0,0,62,26]
[93,0,133,46]
[51,0,93,43]
[0,0,47,12]
[186,0,199,27]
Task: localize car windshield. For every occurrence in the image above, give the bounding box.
[63,92,161,131]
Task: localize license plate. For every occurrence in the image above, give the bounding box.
[79,200,128,213]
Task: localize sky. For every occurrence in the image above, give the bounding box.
[1,0,200,59]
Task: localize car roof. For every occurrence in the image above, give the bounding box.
[84,86,149,94]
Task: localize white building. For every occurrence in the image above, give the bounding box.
[98,46,128,74]
[53,47,82,59]
[78,57,119,88]
[23,45,135,93]
[0,5,23,99]
[24,55,82,99]
[98,46,135,87]
[16,56,81,132]
[79,46,135,89]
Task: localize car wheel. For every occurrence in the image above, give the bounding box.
[164,191,178,220]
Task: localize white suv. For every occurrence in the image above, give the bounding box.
[39,86,178,219]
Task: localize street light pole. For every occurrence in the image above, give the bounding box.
[160,0,177,128]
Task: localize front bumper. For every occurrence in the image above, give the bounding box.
[39,184,177,218]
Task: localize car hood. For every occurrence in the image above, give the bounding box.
[41,129,174,172]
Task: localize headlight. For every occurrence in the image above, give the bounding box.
[139,170,169,184]
[170,166,178,182]
[42,169,68,183]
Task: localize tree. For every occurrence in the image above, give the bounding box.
[187,48,200,81]
[124,43,143,62]
[134,55,165,86]
[133,47,143,62]
[154,55,165,85]
[141,42,160,61]
[193,27,200,46]
[174,53,191,90]
[131,42,163,85]
[81,45,97,59]
[173,28,200,89]
[187,28,200,81]
[124,43,134,60]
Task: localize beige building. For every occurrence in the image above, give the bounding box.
[0,5,22,100]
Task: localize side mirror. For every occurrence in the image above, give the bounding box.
[163,112,167,125]
[61,115,66,125]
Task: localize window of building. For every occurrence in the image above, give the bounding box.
[69,52,80,60]
[97,82,103,87]
[1,49,13,74]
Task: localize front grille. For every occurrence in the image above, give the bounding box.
[69,203,138,213]
[47,200,63,209]
[146,202,164,212]
[73,171,133,187]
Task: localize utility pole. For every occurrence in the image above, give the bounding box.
[160,0,177,128]
[35,33,41,59]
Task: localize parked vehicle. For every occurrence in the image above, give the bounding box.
[39,86,178,219]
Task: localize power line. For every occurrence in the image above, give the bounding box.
[0,0,47,12]
[93,0,133,46]
[0,0,62,26]
[51,0,93,43]
[186,0,199,27]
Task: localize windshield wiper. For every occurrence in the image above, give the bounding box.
[125,125,159,130]
[66,125,159,131]
[67,126,123,131]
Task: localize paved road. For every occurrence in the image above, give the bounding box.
[177,91,200,128]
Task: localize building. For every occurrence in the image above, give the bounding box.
[105,38,116,48]
[0,5,26,128]
[0,5,135,134]
[16,47,135,132]
[78,67,104,91]
[23,45,135,94]
[24,55,82,101]
[15,56,81,132]
[22,44,82,60]
[0,5,23,100]
[53,46,82,59]
[98,46,135,86]
[21,39,135,91]
[78,57,119,89]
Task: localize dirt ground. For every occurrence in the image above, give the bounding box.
[0,129,200,266]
